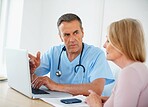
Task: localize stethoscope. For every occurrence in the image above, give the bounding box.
[56,43,85,77]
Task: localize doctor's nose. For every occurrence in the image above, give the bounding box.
[69,35,76,42]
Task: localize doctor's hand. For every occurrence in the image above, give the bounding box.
[28,51,41,74]
[85,90,103,107]
[31,76,58,91]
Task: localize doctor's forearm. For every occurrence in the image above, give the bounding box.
[55,78,105,96]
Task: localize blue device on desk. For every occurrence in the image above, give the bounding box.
[60,98,82,104]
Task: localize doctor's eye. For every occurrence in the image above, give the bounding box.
[63,33,70,37]
[73,30,79,35]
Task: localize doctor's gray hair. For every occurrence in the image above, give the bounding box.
[57,13,83,29]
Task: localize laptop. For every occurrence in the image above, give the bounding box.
[4,48,72,99]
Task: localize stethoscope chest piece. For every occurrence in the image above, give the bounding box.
[56,70,62,77]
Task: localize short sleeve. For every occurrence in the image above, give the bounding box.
[89,50,115,85]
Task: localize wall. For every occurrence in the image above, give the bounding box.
[20,0,105,54]
[1,0,24,76]
[39,0,104,53]
[5,0,24,48]
[20,0,42,54]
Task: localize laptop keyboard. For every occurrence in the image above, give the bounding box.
[32,88,50,94]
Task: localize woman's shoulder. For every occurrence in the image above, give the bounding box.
[121,62,148,83]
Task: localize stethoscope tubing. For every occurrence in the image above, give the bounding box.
[56,43,85,77]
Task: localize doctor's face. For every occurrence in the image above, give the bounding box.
[58,20,84,54]
[103,37,122,62]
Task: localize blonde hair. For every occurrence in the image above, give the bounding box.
[108,18,146,62]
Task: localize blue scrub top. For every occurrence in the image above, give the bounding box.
[35,43,114,85]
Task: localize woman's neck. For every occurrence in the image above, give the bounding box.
[114,55,135,69]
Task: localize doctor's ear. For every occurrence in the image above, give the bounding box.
[82,34,84,38]
[81,29,84,38]
[59,35,64,42]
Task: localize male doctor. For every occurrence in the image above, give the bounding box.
[29,13,114,96]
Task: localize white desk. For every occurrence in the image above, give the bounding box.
[0,80,53,107]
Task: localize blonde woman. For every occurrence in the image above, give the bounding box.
[86,18,148,107]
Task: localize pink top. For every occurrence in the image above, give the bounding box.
[104,62,148,107]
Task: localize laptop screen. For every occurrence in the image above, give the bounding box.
[5,48,72,99]
[5,48,32,98]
